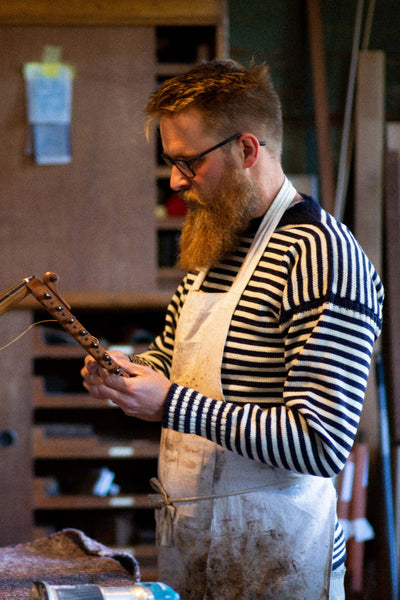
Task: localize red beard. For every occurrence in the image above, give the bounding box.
[178,163,260,271]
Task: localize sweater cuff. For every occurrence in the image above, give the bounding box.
[162,383,182,429]
[162,383,177,429]
[162,383,228,444]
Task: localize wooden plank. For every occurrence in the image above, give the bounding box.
[334,0,377,222]
[346,443,370,593]
[33,426,160,458]
[306,0,335,213]
[354,50,385,275]
[354,50,387,597]
[0,0,223,25]
[384,150,400,443]
[215,0,228,58]
[354,50,385,453]
[16,290,172,310]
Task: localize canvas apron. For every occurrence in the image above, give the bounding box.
[154,178,337,600]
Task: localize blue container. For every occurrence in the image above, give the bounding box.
[29,580,180,600]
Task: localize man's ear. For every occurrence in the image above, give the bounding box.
[240,134,261,169]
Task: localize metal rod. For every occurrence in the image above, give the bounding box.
[334,0,364,221]
[334,0,376,221]
[0,276,34,315]
[376,354,399,600]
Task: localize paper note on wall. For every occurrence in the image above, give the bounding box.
[23,59,74,165]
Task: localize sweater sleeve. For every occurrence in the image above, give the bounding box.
[130,275,191,376]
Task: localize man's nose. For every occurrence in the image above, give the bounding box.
[170,166,191,192]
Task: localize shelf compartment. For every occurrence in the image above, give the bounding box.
[34,376,116,409]
[34,326,86,358]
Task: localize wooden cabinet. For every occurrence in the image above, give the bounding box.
[30,305,167,578]
[0,0,227,557]
[154,24,223,285]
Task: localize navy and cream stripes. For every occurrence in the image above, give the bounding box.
[137,197,384,571]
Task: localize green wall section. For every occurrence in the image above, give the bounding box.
[228,0,400,176]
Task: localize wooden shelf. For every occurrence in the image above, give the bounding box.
[0,9,226,555]
[129,544,157,560]
[34,495,150,510]
[17,291,172,311]
[136,564,157,582]
[34,427,159,459]
[127,545,157,581]
[33,377,116,409]
[34,480,150,510]
[33,326,86,358]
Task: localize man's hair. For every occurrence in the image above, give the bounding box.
[144,59,283,160]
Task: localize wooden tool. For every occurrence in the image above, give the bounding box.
[0,272,129,377]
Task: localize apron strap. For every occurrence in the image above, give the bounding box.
[149,475,295,546]
[190,176,297,293]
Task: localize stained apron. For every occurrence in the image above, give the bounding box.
[155,178,337,600]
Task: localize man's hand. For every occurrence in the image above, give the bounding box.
[80,351,171,422]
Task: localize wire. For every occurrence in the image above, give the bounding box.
[0,319,57,353]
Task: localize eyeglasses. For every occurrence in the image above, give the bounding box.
[161,133,266,179]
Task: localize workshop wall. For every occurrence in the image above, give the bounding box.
[228,0,400,181]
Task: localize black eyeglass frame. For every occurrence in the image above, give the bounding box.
[161,133,266,179]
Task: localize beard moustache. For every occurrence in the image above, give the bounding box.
[177,165,259,272]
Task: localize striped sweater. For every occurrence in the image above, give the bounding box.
[138,196,384,570]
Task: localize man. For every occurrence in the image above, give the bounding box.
[81,59,384,599]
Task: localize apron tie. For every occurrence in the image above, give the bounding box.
[148,477,177,546]
[149,476,295,546]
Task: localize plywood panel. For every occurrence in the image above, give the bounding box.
[0,309,33,544]
[0,26,156,293]
[354,50,385,453]
[354,50,385,275]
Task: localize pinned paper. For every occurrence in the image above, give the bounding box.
[23,46,74,165]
